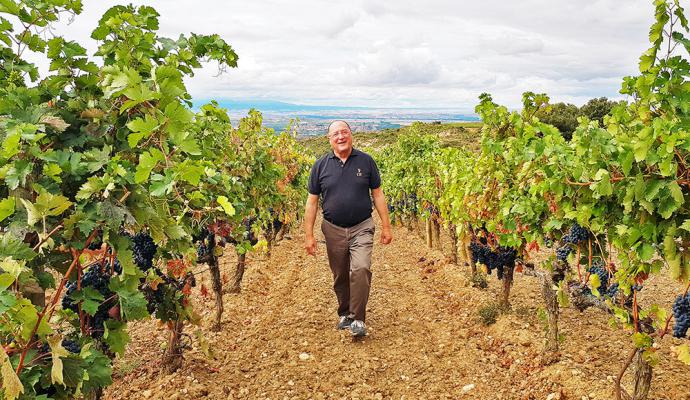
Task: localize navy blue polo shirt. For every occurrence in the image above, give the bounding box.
[308,148,381,227]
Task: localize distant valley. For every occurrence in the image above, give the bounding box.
[193,99,480,136]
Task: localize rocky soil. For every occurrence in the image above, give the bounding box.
[103,218,690,400]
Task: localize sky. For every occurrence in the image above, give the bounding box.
[34,0,670,110]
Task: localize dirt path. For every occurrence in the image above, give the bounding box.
[104,218,689,400]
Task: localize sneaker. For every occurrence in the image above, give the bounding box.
[350,320,366,337]
[336,315,353,330]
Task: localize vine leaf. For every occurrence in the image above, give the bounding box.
[0,197,16,223]
[672,344,690,365]
[217,196,235,216]
[48,334,69,385]
[20,191,72,226]
[0,346,23,400]
[70,287,104,316]
[103,320,129,356]
[134,149,165,183]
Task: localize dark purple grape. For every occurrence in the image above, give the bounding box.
[672,293,690,339]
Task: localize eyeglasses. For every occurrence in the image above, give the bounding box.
[328,129,351,139]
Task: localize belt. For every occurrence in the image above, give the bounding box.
[324,215,370,229]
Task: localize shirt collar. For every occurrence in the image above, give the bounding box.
[329,148,360,159]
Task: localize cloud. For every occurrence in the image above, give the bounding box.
[480,29,544,55]
[343,46,442,86]
[17,0,669,110]
[319,12,360,38]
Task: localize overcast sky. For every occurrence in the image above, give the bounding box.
[41,0,668,110]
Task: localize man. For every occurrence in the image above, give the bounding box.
[304,120,393,337]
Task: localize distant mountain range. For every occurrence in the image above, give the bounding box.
[193,99,367,112]
[193,99,476,114]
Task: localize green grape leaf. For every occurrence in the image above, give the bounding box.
[0,197,15,222]
[43,163,63,183]
[0,0,20,15]
[589,273,602,296]
[70,287,104,316]
[126,114,159,148]
[164,224,187,240]
[80,345,112,394]
[0,235,36,260]
[179,164,204,185]
[217,196,235,216]
[20,191,72,226]
[632,332,652,349]
[134,149,165,183]
[16,299,52,340]
[76,176,108,200]
[109,275,148,320]
[639,47,657,72]
[5,161,33,190]
[103,320,129,357]
[1,130,21,159]
[110,235,137,276]
[680,219,690,232]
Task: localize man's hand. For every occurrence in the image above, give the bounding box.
[305,235,317,256]
[304,194,319,256]
[380,226,392,244]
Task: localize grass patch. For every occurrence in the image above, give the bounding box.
[470,271,488,289]
[478,302,500,326]
[112,355,143,378]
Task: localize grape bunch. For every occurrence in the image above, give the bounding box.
[469,240,515,280]
[62,338,81,354]
[271,218,284,233]
[195,227,211,260]
[588,261,608,288]
[61,263,118,339]
[672,293,690,339]
[606,282,619,297]
[244,217,259,245]
[142,271,196,321]
[39,338,81,355]
[556,246,571,261]
[132,232,157,271]
[563,223,590,244]
[197,241,209,259]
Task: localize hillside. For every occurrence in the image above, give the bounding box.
[298,122,482,157]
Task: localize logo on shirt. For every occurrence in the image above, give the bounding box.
[356,168,363,177]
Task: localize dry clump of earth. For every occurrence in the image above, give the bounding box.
[103,218,690,400]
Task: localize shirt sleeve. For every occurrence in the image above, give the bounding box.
[369,157,381,189]
[307,160,321,195]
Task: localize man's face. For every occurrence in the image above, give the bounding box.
[327,121,352,154]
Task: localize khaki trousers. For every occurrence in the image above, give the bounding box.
[321,217,375,322]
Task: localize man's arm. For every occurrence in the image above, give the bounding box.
[304,193,319,255]
[371,187,393,244]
